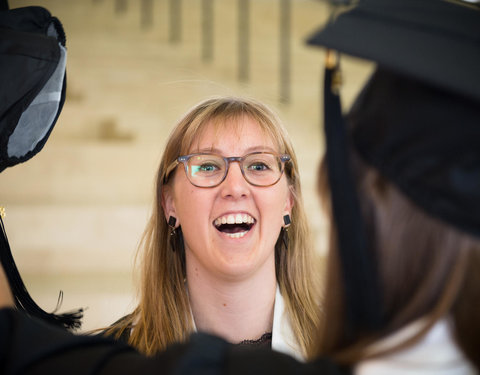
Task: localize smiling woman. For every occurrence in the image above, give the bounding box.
[102,96,320,360]
[164,116,293,283]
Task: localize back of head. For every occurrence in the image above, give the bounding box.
[346,68,480,365]
[307,0,480,368]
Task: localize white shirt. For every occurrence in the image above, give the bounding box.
[190,285,304,361]
[272,285,304,361]
[355,319,476,375]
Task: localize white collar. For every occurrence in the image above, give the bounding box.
[189,284,304,361]
[355,318,476,375]
[272,285,304,361]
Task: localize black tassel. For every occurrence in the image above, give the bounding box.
[0,215,83,330]
[323,51,383,334]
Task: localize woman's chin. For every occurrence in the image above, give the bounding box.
[210,250,275,282]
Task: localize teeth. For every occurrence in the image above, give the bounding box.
[225,231,248,239]
[214,213,255,227]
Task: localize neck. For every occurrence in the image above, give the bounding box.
[186,255,277,343]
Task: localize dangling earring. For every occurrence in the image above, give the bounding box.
[168,216,184,253]
[168,216,177,235]
[282,214,291,251]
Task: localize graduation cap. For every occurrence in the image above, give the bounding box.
[0,1,83,329]
[0,4,67,172]
[306,0,480,336]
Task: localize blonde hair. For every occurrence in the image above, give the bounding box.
[106,97,320,358]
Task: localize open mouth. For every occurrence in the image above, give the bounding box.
[213,213,255,238]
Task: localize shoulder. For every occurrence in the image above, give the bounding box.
[1,307,135,374]
[177,332,349,375]
[1,309,349,375]
[355,319,476,375]
[227,343,350,375]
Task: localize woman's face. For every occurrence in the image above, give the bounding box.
[163,116,293,281]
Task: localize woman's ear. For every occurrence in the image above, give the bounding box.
[284,185,294,213]
[161,185,179,225]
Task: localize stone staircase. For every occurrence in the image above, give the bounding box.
[1,0,372,330]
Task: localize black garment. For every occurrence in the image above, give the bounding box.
[106,315,273,349]
[238,332,272,348]
[0,308,349,375]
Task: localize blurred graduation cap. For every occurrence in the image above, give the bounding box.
[0,1,83,329]
[306,0,480,336]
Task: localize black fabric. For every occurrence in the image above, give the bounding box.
[0,308,132,375]
[350,67,480,239]
[307,0,480,103]
[226,345,351,375]
[0,6,66,172]
[0,307,349,375]
[323,65,382,334]
[0,307,227,375]
[0,5,81,330]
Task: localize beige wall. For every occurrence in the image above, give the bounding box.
[0,0,373,331]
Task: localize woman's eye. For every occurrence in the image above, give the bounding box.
[199,163,219,172]
[247,162,269,171]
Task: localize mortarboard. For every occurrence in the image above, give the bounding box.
[0,4,66,172]
[306,0,480,336]
[0,2,83,329]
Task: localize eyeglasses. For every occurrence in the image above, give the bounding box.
[165,152,291,188]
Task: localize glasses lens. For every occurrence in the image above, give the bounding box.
[243,153,282,186]
[187,154,226,187]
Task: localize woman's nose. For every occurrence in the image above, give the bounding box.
[219,161,250,198]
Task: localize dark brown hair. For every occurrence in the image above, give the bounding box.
[315,152,480,369]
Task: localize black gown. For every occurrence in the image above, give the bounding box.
[0,308,349,375]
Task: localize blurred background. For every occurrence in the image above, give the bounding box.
[1,0,373,331]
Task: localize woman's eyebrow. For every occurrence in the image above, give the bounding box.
[194,146,277,154]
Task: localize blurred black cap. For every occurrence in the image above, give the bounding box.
[307,0,480,102]
[0,5,82,330]
[0,6,67,173]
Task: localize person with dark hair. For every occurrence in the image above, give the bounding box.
[307,0,480,372]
